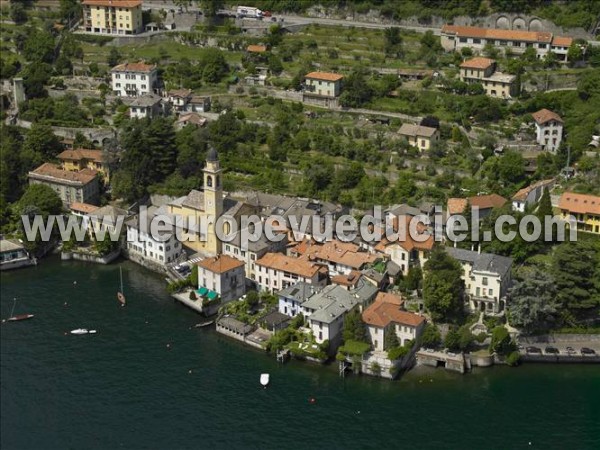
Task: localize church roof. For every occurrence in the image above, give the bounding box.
[207,146,218,162]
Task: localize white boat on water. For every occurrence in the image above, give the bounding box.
[260,373,270,387]
[70,328,89,335]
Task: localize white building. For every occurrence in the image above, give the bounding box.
[532,109,563,152]
[255,252,328,293]
[459,57,518,99]
[128,94,165,119]
[301,282,377,345]
[446,247,513,315]
[362,292,425,350]
[441,25,573,63]
[196,255,245,303]
[511,179,555,213]
[223,229,288,281]
[111,62,158,97]
[277,281,318,317]
[125,205,183,267]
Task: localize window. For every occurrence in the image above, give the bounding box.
[251,254,256,260]
[482,277,488,286]
[141,75,146,80]
[473,38,481,44]
[459,37,467,43]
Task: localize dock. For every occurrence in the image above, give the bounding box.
[416,349,467,374]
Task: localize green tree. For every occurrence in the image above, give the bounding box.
[509,269,558,331]
[200,48,229,83]
[23,123,62,162]
[420,323,441,348]
[384,328,400,350]
[10,2,28,24]
[107,47,121,68]
[489,326,514,355]
[552,240,600,313]
[23,28,55,64]
[59,0,82,21]
[383,27,403,56]
[339,68,373,108]
[17,184,63,219]
[567,43,583,66]
[343,309,367,343]
[423,245,465,322]
[246,290,259,307]
[444,326,461,350]
[536,187,553,221]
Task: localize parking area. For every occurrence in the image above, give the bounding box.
[518,340,599,358]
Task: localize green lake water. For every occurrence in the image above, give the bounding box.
[2,258,599,450]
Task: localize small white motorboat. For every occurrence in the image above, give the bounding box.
[260,373,270,387]
[89,330,97,334]
[70,328,88,335]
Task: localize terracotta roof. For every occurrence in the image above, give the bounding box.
[29,163,98,185]
[447,198,468,215]
[197,255,244,274]
[374,216,434,253]
[247,44,267,53]
[552,36,573,47]
[468,194,507,210]
[558,192,600,215]
[305,71,344,82]
[256,252,325,278]
[362,296,424,328]
[511,179,554,202]
[70,202,99,214]
[398,123,438,138]
[441,24,553,43]
[83,0,142,7]
[301,240,378,269]
[331,270,362,287]
[374,291,404,306]
[111,62,156,73]
[532,108,563,125]
[460,57,495,70]
[167,89,192,98]
[176,113,207,126]
[57,148,103,163]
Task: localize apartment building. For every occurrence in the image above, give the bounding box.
[532,108,563,152]
[82,0,144,35]
[558,192,600,235]
[255,252,328,293]
[111,62,158,97]
[459,57,518,99]
[57,148,109,182]
[303,72,344,107]
[28,163,99,206]
[197,255,246,303]
[441,25,572,63]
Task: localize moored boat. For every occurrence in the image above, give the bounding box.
[260,373,270,387]
[70,328,88,335]
[7,313,34,322]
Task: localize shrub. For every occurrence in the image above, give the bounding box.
[506,351,521,367]
[371,362,381,375]
[387,345,409,361]
[189,291,197,301]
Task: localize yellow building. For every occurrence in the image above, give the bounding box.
[167,148,224,256]
[558,192,600,235]
[82,0,143,35]
[57,148,109,182]
[459,57,518,99]
[398,123,440,152]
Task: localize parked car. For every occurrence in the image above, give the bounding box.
[526,346,542,354]
[271,17,277,22]
[545,346,559,354]
[581,347,596,355]
[566,346,576,354]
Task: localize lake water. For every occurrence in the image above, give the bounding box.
[2,258,599,449]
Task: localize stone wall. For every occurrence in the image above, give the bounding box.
[61,249,121,265]
[122,248,169,276]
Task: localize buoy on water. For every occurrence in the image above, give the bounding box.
[309,397,316,404]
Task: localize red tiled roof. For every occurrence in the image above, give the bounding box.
[447,198,468,215]
[331,270,362,287]
[532,108,563,125]
[29,163,98,184]
[247,45,267,53]
[362,294,424,328]
[511,179,554,202]
[256,252,326,278]
[111,62,156,73]
[469,194,507,210]
[197,255,244,274]
[57,148,103,163]
[441,24,553,43]
[552,36,573,47]
[305,72,344,82]
[558,192,600,215]
[70,202,99,214]
[460,57,495,70]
